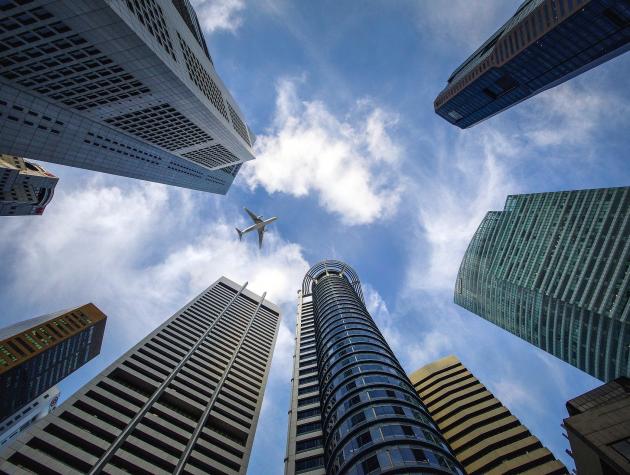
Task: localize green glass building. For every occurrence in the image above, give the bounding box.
[455,186,630,381]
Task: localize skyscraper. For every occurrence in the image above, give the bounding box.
[434,0,630,129]
[0,0,254,194]
[410,355,567,474]
[564,377,630,475]
[0,386,59,450]
[0,277,279,475]
[0,154,57,216]
[0,303,106,422]
[284,260,462,475]
[455,186,630,381]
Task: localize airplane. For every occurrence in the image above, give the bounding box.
[235,208,278,249]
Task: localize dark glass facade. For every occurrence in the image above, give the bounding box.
[0,304,106,422]
[455,187,630,381]
[435,0,630,129]
[285,260,462,475]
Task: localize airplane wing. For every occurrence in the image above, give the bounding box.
[257,226,264,249]
[244,207,262,224]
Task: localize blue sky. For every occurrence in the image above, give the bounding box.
[1,0,630,473]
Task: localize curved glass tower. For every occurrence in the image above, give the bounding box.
[455,187,630,382]
[285,260,461,475]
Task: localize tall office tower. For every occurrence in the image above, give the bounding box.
[410,355,567,474]
[455,186,630,382]
[0,303,106,422]
[0,277,279,475]
[0,386,59,450]
[434,0,630,128]
[0,154,57,216]
[284,260,462,475]
[564,377,630,475]
[0,0,255,194]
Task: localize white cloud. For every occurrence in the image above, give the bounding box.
[490,379,539,414]
[0,178,309,343]
[191,0,245,34]
[408,129,519,291]
[415,0,517,49]
[522,82,615,147]
[242,78,404,225]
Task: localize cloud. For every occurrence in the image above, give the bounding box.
[408,128,519,292]
[0,177,309,343]
[241,78,404,225]
[190,0,245,34]
[521,82,617,147]
[415,0,517,49]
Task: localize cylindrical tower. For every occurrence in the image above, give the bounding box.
[303,260,462,475]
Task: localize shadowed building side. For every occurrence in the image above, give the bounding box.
[0,303,106,423]
[435,0,630,128]
[410,355,567,474]
[0,277,280,475]
[564,377,630,475]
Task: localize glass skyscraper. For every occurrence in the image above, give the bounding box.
[455,186,630,381]
[0,0,254,193]
[0,303,106,422]
[435,0,630,128]
[285,260,462,475]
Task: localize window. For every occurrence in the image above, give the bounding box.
[356,431,372,447]
[295,455,324,473]
[611,437,630,463]
[296,437,323,453]
[361,455,379,473]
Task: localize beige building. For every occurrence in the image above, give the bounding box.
[0,154,57,216]
[409,355,567,474]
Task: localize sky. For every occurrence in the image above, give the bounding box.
[1,0,630,473]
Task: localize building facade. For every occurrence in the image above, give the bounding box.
[0,303,106,422]
[0,386,59,450]
[0,277,279,475]
[285,260,462,475]
[410,355,567,474]
[0,154,57,216]
[434,0,630,128]
[564,377,630,475]
[455,186,630,382]
[0,0,255,194]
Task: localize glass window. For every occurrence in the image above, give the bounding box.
[361,455,379,474]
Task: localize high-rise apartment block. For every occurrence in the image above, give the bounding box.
[0,386,59,450]
[435,0,630,128]
[0,154,57,216]
[455,186,630,381]
[564,377,630,475]
[410,355,567,474]
[0,0,255,193]
[285,260,462,475]
[0,303,106,422]
[0,277,279,475]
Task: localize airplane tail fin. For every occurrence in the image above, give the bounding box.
[235,227,243,241]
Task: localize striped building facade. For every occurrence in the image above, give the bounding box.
[0,277,279,475]
[455,187,630,381]
[410,355,567,474]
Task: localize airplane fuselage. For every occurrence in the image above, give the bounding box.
[240,216,277,235]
